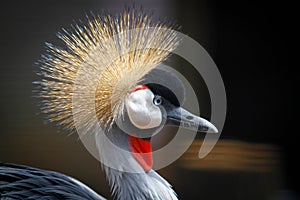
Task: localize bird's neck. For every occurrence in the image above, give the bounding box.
[95,125,177,200]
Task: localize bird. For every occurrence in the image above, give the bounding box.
[0,8,218,200]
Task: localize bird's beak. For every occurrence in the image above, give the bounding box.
[166,106,218,133]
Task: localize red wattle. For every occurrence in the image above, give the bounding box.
[128,135,153,172]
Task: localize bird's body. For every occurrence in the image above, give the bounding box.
[0,161,175,200]
[0,163,104,200]
[1,8,218,200]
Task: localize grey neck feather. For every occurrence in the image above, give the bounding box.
[95,125,178,200]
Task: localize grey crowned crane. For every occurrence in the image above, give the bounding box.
[0,9,217,200]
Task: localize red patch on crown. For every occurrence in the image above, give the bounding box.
[133,85,149,92]
[128,135,153,172]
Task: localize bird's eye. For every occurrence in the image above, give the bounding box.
[153,96,163,106]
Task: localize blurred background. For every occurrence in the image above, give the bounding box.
[0,0,297,199]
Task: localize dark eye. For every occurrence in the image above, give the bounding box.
[153,96,163,106]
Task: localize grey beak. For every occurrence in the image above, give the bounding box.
[167,107,218,133]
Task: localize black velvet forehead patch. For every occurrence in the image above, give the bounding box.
[146,83,180,107]
[140,64,185,107]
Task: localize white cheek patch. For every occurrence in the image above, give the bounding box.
[125,89,162,129]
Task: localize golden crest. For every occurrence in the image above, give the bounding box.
[36,10,179,133]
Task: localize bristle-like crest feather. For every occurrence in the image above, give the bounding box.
[35,10,179,133]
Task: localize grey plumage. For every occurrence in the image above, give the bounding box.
[0,163,105,200]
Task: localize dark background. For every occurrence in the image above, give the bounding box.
[0,0,297,199]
